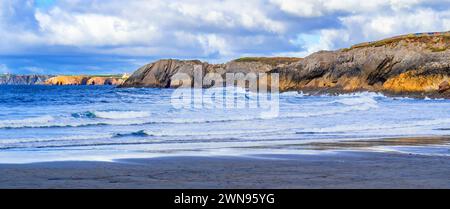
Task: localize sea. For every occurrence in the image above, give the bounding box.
[0,85,449,163]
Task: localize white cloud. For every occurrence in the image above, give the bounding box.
[270,0,427,17]
[275,0,450,53]
[1,0,450,66]
[35,8,159,46]
[338,8,450,44]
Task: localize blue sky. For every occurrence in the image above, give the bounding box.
[1,0,450,75]
[35,0,55,8]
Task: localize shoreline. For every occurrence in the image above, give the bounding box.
[1,84,450,99]
[1,150,450,189]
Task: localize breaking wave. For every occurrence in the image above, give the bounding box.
[0,116,55,129]
[72,111,151,119]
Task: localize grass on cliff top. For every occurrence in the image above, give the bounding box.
[350,32,450,50]
[58,74,124,78]
[234,57,302,66]
[88,74,124,78]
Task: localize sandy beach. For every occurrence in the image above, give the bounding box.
[1,150,449,189]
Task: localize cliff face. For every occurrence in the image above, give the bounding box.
[44,76,125,86]
[0,75,53,85]
[273,34,450,96]
[121,57,301,88]
[120,32,450,98]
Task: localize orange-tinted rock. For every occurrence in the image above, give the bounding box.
[46,76,125,86]
[439,81,450,93]
[383,72,447,93]
[45,76,89,85]
[86,77,124,85]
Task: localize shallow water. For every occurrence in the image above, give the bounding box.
[0,85,449,163]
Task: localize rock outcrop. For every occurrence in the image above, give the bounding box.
[0,74,53,85]
[45,76,125,86]
[439,81,450,93]
[86,77,124,85]
[273,33,450,96]
[120,32,450,98]
[121,57,301,88]
[45,76,90,85]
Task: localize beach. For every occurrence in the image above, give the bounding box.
[1,86,449,188]
[1,150,449,189]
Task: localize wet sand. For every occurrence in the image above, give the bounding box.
[1,151,450,189]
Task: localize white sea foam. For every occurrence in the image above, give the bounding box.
[335,96,378,106]
[280,91,306,97]
[142,128,292,137]
[0,116,54,129]
[0,118,153,129]
[93,111,151,119]
[0,134,112,145]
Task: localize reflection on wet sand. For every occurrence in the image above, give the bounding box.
[304,136,450,150]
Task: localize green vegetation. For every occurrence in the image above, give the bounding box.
[59,74,124,78]
[86,74,124,78]
[430,47,448,52]
[234,57,302,66]
[350,32,450,50]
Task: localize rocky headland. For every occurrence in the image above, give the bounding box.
[1,74,128,86]
[0,74,53,85]
[120,32,450,98]
[44,75,126,86]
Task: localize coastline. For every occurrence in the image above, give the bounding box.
[1,136,450,189]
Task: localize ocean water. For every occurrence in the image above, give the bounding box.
[0,85,449,163]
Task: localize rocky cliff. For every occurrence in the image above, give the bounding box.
[120,32,450,98]
[121,57,301,88]
[44,76,125,86]
[272,32,450,97]
[0,74,53,85]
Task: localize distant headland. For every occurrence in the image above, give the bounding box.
[0,74,130,86]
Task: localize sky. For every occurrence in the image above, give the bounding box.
[1,0,450,75]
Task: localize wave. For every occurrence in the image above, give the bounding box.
[0,134,113,144]
[142,128,293,138]
[0,116,54,129]
[0,103,376,129]
[335,96,378,106]
[71,111,96,119]
[329,91,387,98]
[0,118,153,129]
[72,110,151,119]
[0,92,383,130]
[280,91,307,97]
[93,111,151,119]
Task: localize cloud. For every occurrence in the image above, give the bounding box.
[0,0,450,74]
[270,0,427,17]
[312,7,450,51]
[35,8,159,47]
